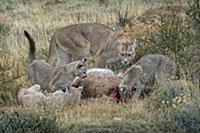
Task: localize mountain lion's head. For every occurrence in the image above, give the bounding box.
[117,37,137,66]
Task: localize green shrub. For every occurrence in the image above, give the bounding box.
[0,55,27,105]
[187,0,200,29]
[0,91,14,106]
[148,7,190,60]
[150,80,195,109]
[152,84,183,109]
[133,5,193,66]
[150,79,200,132]
[184,44,200,82]
[153,104,200,133]
[66,121,160,133]
[171,104,200,133]
[0,21,10,36]
[0,109,64,133]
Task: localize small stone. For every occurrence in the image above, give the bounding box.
[113,117,122,122]
[172,103,176,108]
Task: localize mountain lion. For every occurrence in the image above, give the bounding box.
[24,30,87,91]
[46,23,137,68]
[119,54,177,101]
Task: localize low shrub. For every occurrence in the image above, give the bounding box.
[171,104,200,133]
[187,0,200,32]
[184,44,200,82]
[150,80,194,109]
[0,109,64,133]
[153,104,200,133]
[127,5,194,66]
[0,91,14,106]
[0,55,27,105]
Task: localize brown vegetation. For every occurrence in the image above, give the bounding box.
[0,0,199,132]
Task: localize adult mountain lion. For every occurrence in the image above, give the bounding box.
[47,23,137,68]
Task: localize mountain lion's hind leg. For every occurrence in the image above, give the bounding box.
[56,47,72,65]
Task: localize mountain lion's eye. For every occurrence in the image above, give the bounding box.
[127,53,132,57]
[120,53,125,56]
[132,86,137,91]
[79,64,83,68]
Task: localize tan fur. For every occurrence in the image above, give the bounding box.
[72,68,121,98]
[46,23,136,68]
[81,76,121,98]
[17,85,47,107]
[24,30,87,92]
[17,84,81,108]
[49,59,86,91]
[24,30,53,91]
[119,54,177,101]
[47,85,81,107]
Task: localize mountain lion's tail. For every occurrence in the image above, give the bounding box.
[24,30,36,63]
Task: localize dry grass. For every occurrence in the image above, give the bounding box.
[0,0,151,102]
[0,0,200,132]
[1,99,154,132]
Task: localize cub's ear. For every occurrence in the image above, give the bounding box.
[135,65,143,74]
[76,58,87,69]
[126,65,143,76]
[136,65,143,73]
[117,72,126,79]
[75,63,79,69]
[66,82,72,93]
[78,85,84,92]
[81,58,87,63]
[119,84,127,92]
